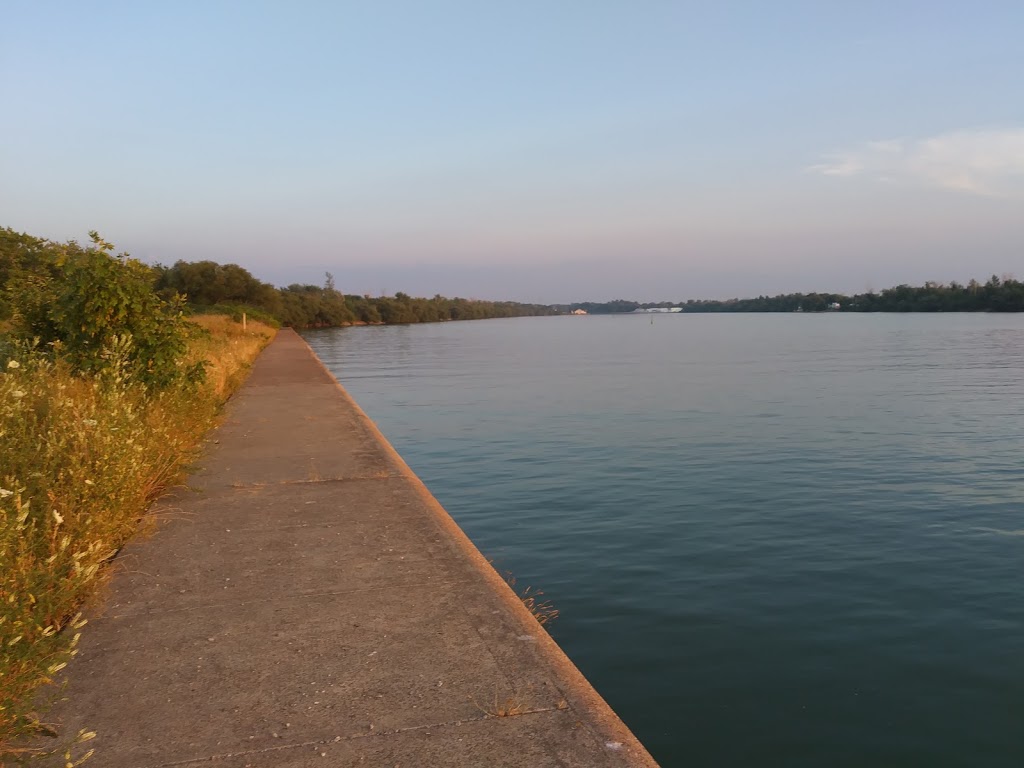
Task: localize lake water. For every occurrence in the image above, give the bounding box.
[304,314,1024,767]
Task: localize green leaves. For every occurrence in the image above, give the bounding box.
[7,233,199,390]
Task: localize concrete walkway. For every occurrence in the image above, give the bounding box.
[52,329,659,767]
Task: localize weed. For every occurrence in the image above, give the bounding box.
[504,574,560,627]
[470,686,529,718]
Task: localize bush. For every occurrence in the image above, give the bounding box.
[7,233,202,390]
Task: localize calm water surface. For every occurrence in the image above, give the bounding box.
[304,314,1024,767]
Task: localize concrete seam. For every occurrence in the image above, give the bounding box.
[149,708,570,767]
[181,474,402,493]
[98,578,465,619]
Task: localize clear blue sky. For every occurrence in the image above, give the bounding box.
[2,1,1022,302]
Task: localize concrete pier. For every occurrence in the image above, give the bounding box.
[51,329,659,767]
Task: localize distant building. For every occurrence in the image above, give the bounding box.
[572,308,588,315]
[828,302,841,311]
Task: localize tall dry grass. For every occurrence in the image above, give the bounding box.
[186,314,276,400]
[0,316,274,761]
[503,572,560,627]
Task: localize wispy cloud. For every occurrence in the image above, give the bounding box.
[808,129,1024,196]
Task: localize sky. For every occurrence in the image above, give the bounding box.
[2,1,1022,303]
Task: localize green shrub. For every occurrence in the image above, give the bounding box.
[7,233,203,390]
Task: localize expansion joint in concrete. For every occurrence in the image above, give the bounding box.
[154,710,572,768]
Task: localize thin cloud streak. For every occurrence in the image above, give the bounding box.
[809,129,1024,196]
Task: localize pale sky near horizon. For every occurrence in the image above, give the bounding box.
[2,2,1022,303]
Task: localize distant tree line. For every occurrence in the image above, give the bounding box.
[550,299,643,314]
[6,228,1024,331]
[152,259,557,327]
[556,276,1024,314]
[1,229,554,332]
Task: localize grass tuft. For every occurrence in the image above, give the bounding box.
[470,686,529,718]
[504,573,560,627]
